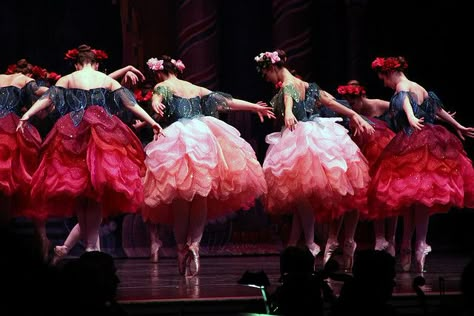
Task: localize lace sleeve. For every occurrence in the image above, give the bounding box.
[38,86,63,114]
[270,84,299,117]
[110,87,138,113]
[153,85,173,104]
[201,91,233,117]
[422,91,445,122]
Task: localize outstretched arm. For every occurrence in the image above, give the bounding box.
[225,98,275,122]
[436,108,474,140]
[320,90,374,136]
[17,97,52,132]
[110,79,163,139]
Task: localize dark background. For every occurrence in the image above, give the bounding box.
[3,0,473,253]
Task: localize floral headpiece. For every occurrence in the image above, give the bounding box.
[254,51,281,73]
[64,49,79,60]
[371,57,408,73]
[147,57,186,73]
[147,58,164,71]
[171,59,185,73]
[91,49,109,61]
[64,48,109,61]
[337,84,366,97]
[5,63,61,83]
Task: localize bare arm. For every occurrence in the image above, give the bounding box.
[320,90,374,136]
[109,78,162,137]
[401,95,424,130]
[108,65,145,82]
[225,98,275,122]
[436,108,474,140]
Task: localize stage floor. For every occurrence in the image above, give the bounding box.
[113,250,471,315]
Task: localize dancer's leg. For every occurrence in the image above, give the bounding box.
[342,210,359,271]
[323,217,342,266]
[172,199,190,275]
[187,196,207,275]
[148,222,162,262]
[400,209,415,271]
[287,212,302,246]
[76,199,102,252]
[385,216,398,256]
[414,205,431,272]
[374,219,389,250]
[297,199,319,257]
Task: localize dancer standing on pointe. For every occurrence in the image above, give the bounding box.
[322,80,397,263]
[254,49,374,271]
[369,56,474,272]
[17,44,162,255]
[1,59,51,257]
[140,55,274,276]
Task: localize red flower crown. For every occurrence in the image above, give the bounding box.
[64,48,109,61]
[371,57,408,73]
[5,63,61,82]
[337,84,366,97]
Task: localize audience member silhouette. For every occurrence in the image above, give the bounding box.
[330,249,398,316]
[0,223,61,316]
[59,251,126,316]
[269,246,325,315]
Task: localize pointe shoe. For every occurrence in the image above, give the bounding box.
[187,243,200,276]
[150,240,162,263]
[323,239,339,267]
[374,238,389,251]
[414,243,432,273]
[52,245,69,265]
[342,240,357,272]
[177,245,189,276]
[386,241,396,257]
[400,248,412,272]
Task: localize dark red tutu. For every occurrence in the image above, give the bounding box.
[351,117,396,218]
[0,113,43,219]
[31,106,146,218]
[368,124,474,218]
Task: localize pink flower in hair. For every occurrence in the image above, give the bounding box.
[147,58,164,71]
[172,59,186,72]
[255,51,281,73]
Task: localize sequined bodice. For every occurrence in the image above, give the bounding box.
[0,86,23,117]
[389,91,443,134]
[270,82,321,122]
[44,86,134,126]
[163,95,203,123]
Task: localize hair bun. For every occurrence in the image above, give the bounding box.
[16,59,29,68]
[77,44,92,52]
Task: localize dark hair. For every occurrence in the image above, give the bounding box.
[255,49,288,73]
[76,44,96,65]
[15,59,33,75]
[160,55,184,75]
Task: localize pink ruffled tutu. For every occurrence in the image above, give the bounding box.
[263,117,370,222]
[142,116,267,224]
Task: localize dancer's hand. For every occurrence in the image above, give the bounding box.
[255,101,275,122]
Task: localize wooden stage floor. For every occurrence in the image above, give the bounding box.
[113,250,471,315]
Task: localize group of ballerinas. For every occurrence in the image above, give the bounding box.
[2,46,473,278]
